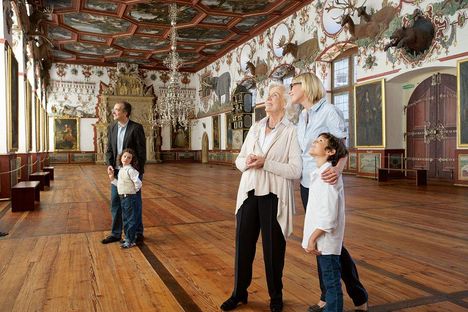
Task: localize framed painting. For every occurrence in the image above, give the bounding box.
[359,152,381,174]
[26,82,33,151]
[348,152,357,170]
[212,115,220,149]
[40,107,45,151]
[6,44,19,151]
[354,79,386,148]
[458,154,468,181]
[36,97,40,151]
[171,122,190,149]
[457,58,468,147]
[54,117,79,151]
[226,112,233,149]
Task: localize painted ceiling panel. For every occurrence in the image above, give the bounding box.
[63,42,119,55]
[84,0,118,13]
[200,0,276,13]
[35,0,312,71]
[128,3,199,24]
[47,26,73,40]
[80,34,107,43]
[114,36,168,50]
[177,28,232,42]
[235,15,268,32]
[44,0,72,9]
[63,12,132,34]
[201,15,234,25]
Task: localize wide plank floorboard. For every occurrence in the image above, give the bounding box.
[0,163,467,311]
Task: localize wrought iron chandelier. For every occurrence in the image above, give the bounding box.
[154,3,194,129]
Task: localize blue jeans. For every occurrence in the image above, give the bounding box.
[110,171,144,238]
[317,255,343,312]
[301,184,368,306]
[121,194,137,243]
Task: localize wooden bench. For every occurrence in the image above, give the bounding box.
[29,172,50,191]
[378,168,427,186]
[42,166,54,180]
[11,181,40,212]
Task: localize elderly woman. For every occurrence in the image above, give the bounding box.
[289,72,368,312]
[221,83,302,312]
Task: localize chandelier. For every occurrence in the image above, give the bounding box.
[153,3,195,129]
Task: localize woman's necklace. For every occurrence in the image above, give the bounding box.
[266,117,276,130]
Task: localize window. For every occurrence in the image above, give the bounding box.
[331,48,357,147]
[333,58,349,88]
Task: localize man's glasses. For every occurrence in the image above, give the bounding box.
[289,82,302,90]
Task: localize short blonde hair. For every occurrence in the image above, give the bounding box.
[267,83,289,109]
[292,72,325,104]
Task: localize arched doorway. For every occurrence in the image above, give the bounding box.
[201,132,209,163]
[406,73,457,180]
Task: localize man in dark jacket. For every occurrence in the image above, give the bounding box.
[102,101,146,244]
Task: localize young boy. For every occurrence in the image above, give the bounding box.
[302,133,348,312]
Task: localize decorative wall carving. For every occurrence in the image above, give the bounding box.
[48,80,97,117]
[94,72,159,163]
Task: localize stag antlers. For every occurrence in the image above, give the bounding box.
[276,35,287,49]
[326,0,367,23]
[325,0,366,13]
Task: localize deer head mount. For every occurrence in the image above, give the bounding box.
[277,31,319,62]
[28,6,53,34]
[245,58,268,79]
[330,0,398,42]
[17,0,53,36]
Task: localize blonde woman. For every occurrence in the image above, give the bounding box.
[221,84,302,312]
[289,73,368,312]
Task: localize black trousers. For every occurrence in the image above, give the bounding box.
[300,184,368,306]
[233,191,286,303]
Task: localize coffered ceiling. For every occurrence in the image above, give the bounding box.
[35,0,312,72]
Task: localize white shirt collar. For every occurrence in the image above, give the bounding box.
[118,120,129,128]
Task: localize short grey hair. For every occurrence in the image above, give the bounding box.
[267,83,290,107]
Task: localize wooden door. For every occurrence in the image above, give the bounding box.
[406,73,457,180]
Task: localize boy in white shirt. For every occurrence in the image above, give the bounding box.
[302,133,348,312]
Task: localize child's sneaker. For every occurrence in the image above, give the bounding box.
[120,241,136,249]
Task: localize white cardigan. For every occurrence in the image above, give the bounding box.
[235,117,302,238]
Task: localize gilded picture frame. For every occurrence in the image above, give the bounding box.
[354,78,386,148]
[225,112,233,149]
[35,97,40,151]
[212,115,220,150]
[359,152,381,174]
[458,154,468,181]
[6,43,19,151]
[457,58,468,147]
[170,122,191,150]
[26,82,33,151]
[54,117,80,151]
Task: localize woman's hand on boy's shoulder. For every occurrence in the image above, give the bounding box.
[321,166,339,185]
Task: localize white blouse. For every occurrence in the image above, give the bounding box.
[258,119,277,153]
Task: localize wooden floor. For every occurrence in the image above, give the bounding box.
[0,163,467,312]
